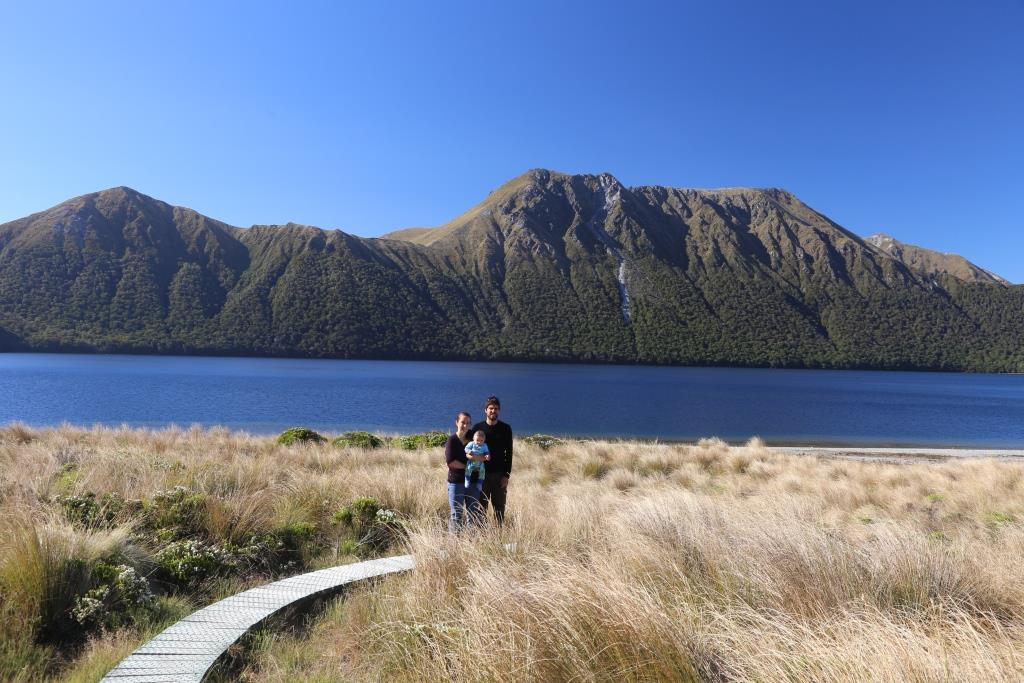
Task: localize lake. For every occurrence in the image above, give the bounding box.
[1,353,1023,447]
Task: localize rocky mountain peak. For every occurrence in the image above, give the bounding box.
[865,233,896,249]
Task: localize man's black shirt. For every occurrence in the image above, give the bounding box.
[470,419,513,476]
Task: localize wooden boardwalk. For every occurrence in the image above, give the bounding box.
[101,554,415,682]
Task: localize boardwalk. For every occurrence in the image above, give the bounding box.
[101,554,415,682]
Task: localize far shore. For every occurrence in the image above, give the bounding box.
[769,445,1024,462]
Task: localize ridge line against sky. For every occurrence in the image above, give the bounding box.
[1,0,1021,282]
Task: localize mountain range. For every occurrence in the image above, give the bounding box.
[0,170,1020,371]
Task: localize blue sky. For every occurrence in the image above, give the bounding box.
[1,0,1021,281]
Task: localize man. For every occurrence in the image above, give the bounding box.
[471,395,513,525]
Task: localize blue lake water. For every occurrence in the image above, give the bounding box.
[1,353,1023,447]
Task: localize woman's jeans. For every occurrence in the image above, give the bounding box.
[465,476,483,525]
[448,478,483,532]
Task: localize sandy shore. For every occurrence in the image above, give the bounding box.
[769,446,1024,463]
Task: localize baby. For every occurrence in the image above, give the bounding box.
[464,429,490,485]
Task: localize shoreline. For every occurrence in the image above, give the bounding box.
[4,422,1024,460]
[769,446,1024,462]
[2,349,1023,376]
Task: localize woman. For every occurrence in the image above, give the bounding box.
[444,411,473,532]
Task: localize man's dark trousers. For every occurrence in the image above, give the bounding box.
[480,472,506,525]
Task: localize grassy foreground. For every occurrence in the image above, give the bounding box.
[2,424,1024,681]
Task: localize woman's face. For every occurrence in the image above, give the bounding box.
[456,414,470,434]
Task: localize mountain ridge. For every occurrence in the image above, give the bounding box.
[0,171,1019,371]
[864,233,1007,286]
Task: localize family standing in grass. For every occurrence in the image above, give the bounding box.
[444,395,513,531]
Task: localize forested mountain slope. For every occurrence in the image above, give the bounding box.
[0,170,1020,370]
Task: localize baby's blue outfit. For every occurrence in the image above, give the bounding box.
[465,441,489,484]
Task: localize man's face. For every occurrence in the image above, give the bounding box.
[485,403,500,422]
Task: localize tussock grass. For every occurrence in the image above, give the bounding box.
[0,424,431,679]
[2,425,1024,680]
[239,437,1024,682]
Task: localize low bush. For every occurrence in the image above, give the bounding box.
[143,486,207,540]
[332,431,383,449]
[55,492,108,528]
[71,563,154,631]
[331,497,405,557]
[393,431,448,450]
[154,527,327,587]
[276,427,326,446]
[332,496,381,535]
[154,539,236,588]
[55,492,142,529]
[271,521,320,568]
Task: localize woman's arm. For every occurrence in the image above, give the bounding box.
[445,437,466,470]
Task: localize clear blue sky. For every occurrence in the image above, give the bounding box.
[2,0,1021,281]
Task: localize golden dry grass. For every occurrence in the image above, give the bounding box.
[236,438,1024,682]
[2,424,1024,681]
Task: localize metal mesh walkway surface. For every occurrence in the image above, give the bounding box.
[101,554,415,682]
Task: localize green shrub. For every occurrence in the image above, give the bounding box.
[155,526,321,579]
[333,496,381,533]
[54,491,140,529]
[221,533,286,574]
[277,427,326,446]
[55,492,102,527]
[155,539,236,587]
[273,520,320,567]
[71,562,154,630]
[144,486,207,539]
[331,497,405,557]
[393,431,448,450]
[332,431,383,448]
[276,520,317,545]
